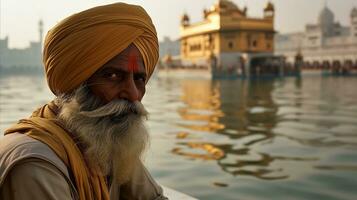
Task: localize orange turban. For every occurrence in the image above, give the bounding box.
[43,3,159,95]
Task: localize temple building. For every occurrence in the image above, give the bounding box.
[179,0,275,73]
[159,36,180,58]
[275,5,357,69]
[0,20,43,72]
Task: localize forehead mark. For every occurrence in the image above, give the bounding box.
[127,48,139,72]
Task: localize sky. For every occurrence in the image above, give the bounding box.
[0,0,356,49]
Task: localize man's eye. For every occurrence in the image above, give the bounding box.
[135,75,146,83]
[103,72,120,81]
[109,73,117,79]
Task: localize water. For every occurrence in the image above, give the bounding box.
[1,73,357,200]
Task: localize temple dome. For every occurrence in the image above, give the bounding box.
[264,2,275,12]
[319,6,334,26]
[181,13,190,25]
[181,13,189,21]
[217,0,239,10]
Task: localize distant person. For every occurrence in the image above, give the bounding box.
[0,3,167,200]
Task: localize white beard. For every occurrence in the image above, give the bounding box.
[56,85,149,184]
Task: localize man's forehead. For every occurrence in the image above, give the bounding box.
[102,45,145,72]
[112,46,143,60]
[121,45,142,57]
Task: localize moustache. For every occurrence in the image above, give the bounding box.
[79,100,148,121]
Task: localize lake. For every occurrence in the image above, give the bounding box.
[1,73,357,200]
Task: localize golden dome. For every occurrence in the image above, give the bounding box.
[264,1,275,12]
[181,13,190,25]
[217,0,238,10]
[181,13,189,21]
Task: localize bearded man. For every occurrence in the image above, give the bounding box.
[0,3,168,200]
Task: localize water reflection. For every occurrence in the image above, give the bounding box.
[175,80,224,132]
[170,77,357,181]
[172,142,224,160]
[171,79,289,179]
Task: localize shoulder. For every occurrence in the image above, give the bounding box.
[0,157,77,200]
[0,133,70,187]
[0,132,57,159]
[0,133,78,199]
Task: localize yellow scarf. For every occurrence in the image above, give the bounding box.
[5,102,109,200]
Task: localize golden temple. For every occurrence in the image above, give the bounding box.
[179,0,275,70]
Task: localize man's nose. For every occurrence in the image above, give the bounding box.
[118,76,139,102]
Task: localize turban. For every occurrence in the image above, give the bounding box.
[43,3,159,95]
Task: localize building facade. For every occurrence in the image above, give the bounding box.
[0,20,43,71]
[159,36,180,58]
[275,6,357,69]
[179,0,275,73]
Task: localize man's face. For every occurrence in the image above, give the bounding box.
[88,44,147,103]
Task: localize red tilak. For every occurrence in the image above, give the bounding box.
[128,49,139,72]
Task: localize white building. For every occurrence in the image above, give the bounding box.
[0,20,43,70]
[275,6,357,67]
[158,36,181,69]
[159,36,180,58]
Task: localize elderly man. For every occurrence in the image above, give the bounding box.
[0,3,167,200]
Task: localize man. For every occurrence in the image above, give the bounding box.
[0,2,167,200]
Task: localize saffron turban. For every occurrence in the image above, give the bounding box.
[43,3,159,95]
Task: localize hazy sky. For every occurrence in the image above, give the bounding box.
[1,0,356,48]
